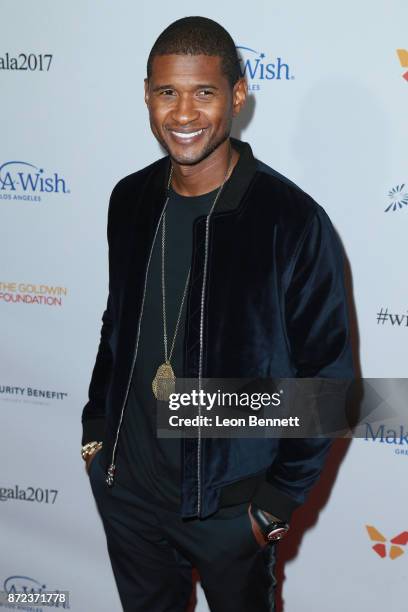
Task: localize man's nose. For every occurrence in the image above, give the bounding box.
[171,94,200,125]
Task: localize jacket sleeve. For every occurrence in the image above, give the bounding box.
[252,204,354,522]
[81,187,118,446]
[81,293,114,444]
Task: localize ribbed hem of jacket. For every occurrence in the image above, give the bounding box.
[219,472,300,522]
[81,417,106,446]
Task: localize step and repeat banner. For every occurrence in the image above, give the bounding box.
[1,1,407,611]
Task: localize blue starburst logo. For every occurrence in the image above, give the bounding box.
[385,184,408,212]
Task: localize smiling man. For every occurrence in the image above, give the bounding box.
[81,16,354,612]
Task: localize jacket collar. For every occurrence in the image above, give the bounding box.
[148,137,258,216]
[215,137,258,213]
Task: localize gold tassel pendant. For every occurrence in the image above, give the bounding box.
[152,361,176,401]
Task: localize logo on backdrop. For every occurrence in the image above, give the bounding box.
[0,53,53,71]
[396,49,408,82]
[376,307,408,329]
[364,422,408,456]
[0,486,59,504]
[0,282,67,306]
[236,45,294,91]
[385,184,408,212]
[366,526,408,559]
[2,576,69,609]
[0,161,70,203]
[0,385,68,403]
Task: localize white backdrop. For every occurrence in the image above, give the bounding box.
[1,1,407,611]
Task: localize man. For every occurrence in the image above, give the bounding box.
[81,16,353,612]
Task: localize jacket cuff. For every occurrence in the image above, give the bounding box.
[252,481,301,523]
[81,417,106,446]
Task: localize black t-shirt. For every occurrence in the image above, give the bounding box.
[114,185,218,510]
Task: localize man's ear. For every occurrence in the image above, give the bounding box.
[144,78,149,105]
[232,77,248,117]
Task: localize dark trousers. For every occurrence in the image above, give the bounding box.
[89,451,277,612]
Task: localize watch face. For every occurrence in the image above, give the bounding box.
[267,527,288,541]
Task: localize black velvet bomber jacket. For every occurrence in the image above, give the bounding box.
[81,138,354,521]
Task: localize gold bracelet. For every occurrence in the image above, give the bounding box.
[81,441,103,461]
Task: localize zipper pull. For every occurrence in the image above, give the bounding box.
[106,463,116,487]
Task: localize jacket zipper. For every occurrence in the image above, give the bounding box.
[196,188,226,515]
[196,224,208,516]
[106,201,168,487]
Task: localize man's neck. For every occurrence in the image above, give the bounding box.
[170,139,239,197]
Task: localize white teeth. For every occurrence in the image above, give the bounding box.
[172,129,203,139]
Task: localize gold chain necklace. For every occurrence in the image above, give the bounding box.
[152,148,233,401]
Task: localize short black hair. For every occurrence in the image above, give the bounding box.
[147,16,241,87]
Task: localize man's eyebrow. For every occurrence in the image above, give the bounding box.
[194,84,219,90]
[151,83,220,92]
[151,84,175,92]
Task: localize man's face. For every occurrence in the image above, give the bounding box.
[144,54,246,165]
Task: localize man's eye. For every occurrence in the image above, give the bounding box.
[198,89,214,96]
[160,89,175,96]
